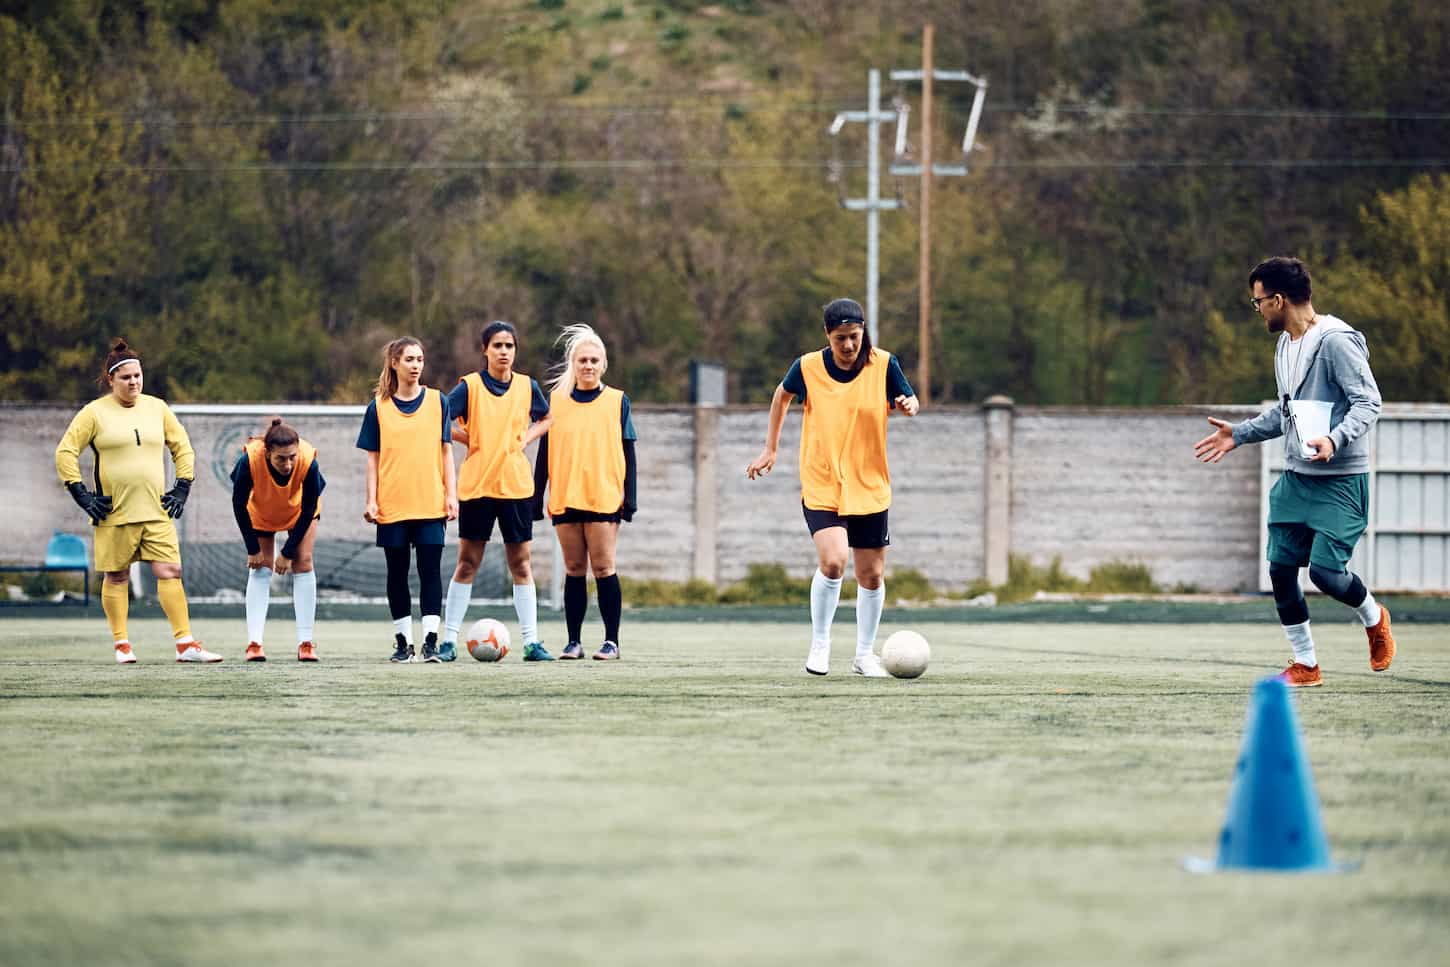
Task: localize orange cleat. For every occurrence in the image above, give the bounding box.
[1366,605,1395,672]
[297,642,318,662]
[244,642,267,662]
[114,642,137,665]
[1278,660,1323,688]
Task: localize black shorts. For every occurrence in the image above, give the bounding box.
[552,506,623,525]
[458,496,533,544]
[802,504,890,549]
[375,518,446,548]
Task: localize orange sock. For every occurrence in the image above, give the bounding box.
[101,581,129,643]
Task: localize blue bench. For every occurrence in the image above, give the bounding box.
[0,532,90,606]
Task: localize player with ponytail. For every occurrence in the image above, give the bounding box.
[746,299,919,677]
[531,324,638,660]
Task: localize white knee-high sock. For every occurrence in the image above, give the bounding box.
[810,570,843,645]
[513,583,538,643]
[1285,620,1316,667]
[393,616,413,644]
[444,579,472,640]
[1356,590,1381,627]
[246,568,272,644]
[292,571,317,644]
[422,614,440,637]
[855,583,886,659]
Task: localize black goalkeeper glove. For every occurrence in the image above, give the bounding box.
[67,482,112,524]
[161,478,191,519]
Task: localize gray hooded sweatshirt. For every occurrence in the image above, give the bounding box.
[1231,314,1382,476]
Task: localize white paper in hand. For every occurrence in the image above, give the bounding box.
[1289,400,1333,458]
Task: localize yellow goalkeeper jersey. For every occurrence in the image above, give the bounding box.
[55,394,196,527]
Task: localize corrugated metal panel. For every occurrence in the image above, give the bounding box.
[1261,404,1450,592]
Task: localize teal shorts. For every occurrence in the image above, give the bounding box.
[1266,471,1369,571]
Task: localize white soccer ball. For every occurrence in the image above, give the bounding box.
[466,618,510,662]
[880,630,930,679]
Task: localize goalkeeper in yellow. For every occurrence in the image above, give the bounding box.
[55,338,221,664]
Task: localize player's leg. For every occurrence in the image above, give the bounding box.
[145,521,220,663]
[382,539,415,662]
[501,499,549,660]
[288,521,319,661]
[805,509,849,675]
[1308,541,1393,672]
[555,522,589,659]
[245,533,276,661]
[1265,475,1319,685]
[1268,560,1319,686]
[416,537,445,663]
[848,512,890,677]
[94,524,137,662]
[584,521,621,660]
[444,497,492,662]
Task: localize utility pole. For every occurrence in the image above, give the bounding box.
[891,36,989,403]
[829,69,900,345]
[917,23,934,403]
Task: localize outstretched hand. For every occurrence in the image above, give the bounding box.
[1193,417,1238,464]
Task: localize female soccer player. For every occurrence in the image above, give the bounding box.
[356,337,458,663]
[442,321,554,662]
[531,324,637,660]
[746,298,919,677]
[55,338,221,663]
[231,418,326,662]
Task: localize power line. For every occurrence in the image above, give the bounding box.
[2,158,1447,174]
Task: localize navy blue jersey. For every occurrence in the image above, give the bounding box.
[781,349,914,406]
[355,391,451,452]
[447,372,550,424]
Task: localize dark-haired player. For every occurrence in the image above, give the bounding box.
[746,299,919,677]
[232,418,327,662]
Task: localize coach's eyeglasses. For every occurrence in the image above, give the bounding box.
[1250,293,1282,310]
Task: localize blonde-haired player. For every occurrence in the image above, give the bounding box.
[231,418,326,662]
[55,337,220,663]
[441,321,554,662]
[531,324,637,660]
[747,298,919,677]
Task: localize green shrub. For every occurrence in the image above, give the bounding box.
[599,6,625,20]
[572,72,591,94]
[1086,561,1157,593]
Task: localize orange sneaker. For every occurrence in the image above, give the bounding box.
[1366,605,1395,672]
[114,642,137,665]
[1278,660,1323,688]
[244,642,267,662]
[297,642,318,662]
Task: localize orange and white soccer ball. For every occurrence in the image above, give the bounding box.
[466,618,510,662]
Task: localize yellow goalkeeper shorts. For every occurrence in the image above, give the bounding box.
[93,519,181,573]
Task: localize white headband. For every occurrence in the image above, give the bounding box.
[108,357,138,374]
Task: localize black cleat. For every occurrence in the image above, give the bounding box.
[389,634,414,663]
[420,632,441,663]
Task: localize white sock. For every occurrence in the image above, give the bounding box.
[393,616,413,644]
[444,579,472,640]
[292,571,316,644]
[422,614,441,637]
[1284,620,1316,667]
[855,583,886,659]
[246,568,271,644]
[1356,590,1381,627]
[810,570,843,646]
[514,583,539,644]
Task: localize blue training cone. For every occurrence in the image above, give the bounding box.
[1185,677,1355,874]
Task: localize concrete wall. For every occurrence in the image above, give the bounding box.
[4,399,1274,592]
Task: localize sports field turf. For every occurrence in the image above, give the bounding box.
[2,616,1447,966]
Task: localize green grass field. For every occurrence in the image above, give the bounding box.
[2,616,1447,966]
